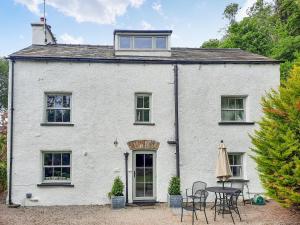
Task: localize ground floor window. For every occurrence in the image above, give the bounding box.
[42,152,71,182]
[228,153,243,178]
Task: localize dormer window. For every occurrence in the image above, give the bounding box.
[114,30,172,57]
[118,35,168,50]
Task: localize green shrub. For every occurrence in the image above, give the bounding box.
[168,176,181,195]
[108,176,124,198]
[0,161,6,192]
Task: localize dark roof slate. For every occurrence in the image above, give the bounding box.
[9,44,279,63]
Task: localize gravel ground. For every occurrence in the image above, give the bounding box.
[0,195,299,225]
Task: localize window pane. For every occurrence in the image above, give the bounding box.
[136,154,144,167]
[144,96,150,108]
[62,167,70,179]
[144,110,150,122]
[120,36,131,49]
[62,153,70,165]
[222,110,235,121]
[53,153,61,165]
[44,153,53,165]
[47,96,55,107]
[136,168,144,182]
[63,96,70,108]
[156,37,166,49]
[229,155,233,165]
[235,155,242,165]
[145,154,153,167]
[221,98,228,109]
[47,109,55,122]
[145,169,153,182]
[236,99,244,109]
[44,168,53,179]
[235,110,244,121]
[54,167,62,178]
[55,110,63,122]
[229,98,236,109]
[232,166,238,176]
[136,183,144,197]
[145,183,153,197]
[62,109,70,122]
[54,96,63,108]
[134,37,152,49]
[137,96,144,108]
[136,110,143,122]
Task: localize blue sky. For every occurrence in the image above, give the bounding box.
[0,0,257,56]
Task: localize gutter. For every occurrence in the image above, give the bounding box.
[8,56,281,65]
[8,60,15,205]
[174,64,180,177]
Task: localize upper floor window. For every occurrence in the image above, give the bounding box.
[43,152,71,182]
[221,96,246,122]
[119,36,131,49]
[135,94,151,123]
[46,94,71,123]
[119,36,167,50]
[228,153,243,178]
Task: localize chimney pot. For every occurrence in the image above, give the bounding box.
[40,17,45,23]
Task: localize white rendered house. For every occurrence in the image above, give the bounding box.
[7,20,280,206]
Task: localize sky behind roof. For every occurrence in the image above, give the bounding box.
[0,0,259,56]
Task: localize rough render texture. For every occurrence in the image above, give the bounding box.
[7,61,280,206]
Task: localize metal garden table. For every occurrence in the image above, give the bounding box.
[206,186,240,222]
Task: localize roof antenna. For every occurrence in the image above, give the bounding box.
[43,0,47,44]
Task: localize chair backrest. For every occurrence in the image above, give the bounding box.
[229,190,241,207]
[192,181,207,195]
[231,181,244,191]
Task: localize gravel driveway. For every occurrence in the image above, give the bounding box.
[0,198,299,225]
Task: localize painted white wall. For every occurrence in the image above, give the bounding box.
[8,61,279,205]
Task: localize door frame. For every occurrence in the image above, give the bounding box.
[132,150,157,201]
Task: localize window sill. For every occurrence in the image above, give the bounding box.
[133,122,155,126]
[40,123,74,127]
[37,183,74,187]
[218,122,255,125]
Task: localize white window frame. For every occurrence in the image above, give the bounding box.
[135,93,152,123]
[228,153,244,179]
[45,92,72,123]
[42,151,72,183]
[118,35,168,50]
[221,96,246,122]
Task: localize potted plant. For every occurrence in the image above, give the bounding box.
[167,176,181,208]
[108,176,125,209]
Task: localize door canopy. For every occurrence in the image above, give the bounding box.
[127,140,160,151]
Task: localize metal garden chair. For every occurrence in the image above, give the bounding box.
[230,181,245,205]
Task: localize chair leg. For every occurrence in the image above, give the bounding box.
[192,209,194,225]
[194,210,198,220]
[236,207,242,221]
[229,209,235,224]
[204,207,208,224]
[242,193,245,206]
[181,207,183,222]
[214,198,217,221]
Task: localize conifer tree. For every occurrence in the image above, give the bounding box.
[251,61,300,209]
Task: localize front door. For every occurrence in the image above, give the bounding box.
[133,151,156,201]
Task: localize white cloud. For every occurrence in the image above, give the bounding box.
[236,0,274,21]
[141,21,154,30]
[59,33,84,44]
[15,0,145,24]
[152,2,162,14]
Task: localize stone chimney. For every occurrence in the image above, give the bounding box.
[31,17,56,45]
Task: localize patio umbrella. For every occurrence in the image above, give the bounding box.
[215,140,232,188]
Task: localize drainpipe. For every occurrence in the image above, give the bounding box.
[174,64,180,178]
[8,59,15,205]
[124,152,129,204]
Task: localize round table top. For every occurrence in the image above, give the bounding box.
[206,186,240,194]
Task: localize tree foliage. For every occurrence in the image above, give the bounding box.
[223,3,240,24]
[168,176,181,195]
[108,176,124,198]
[250,62,300,209]
[201,39,220,48]
[201,0,300,80]
[0,58,8,111]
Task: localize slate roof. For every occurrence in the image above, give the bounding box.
[9,44,279,64]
